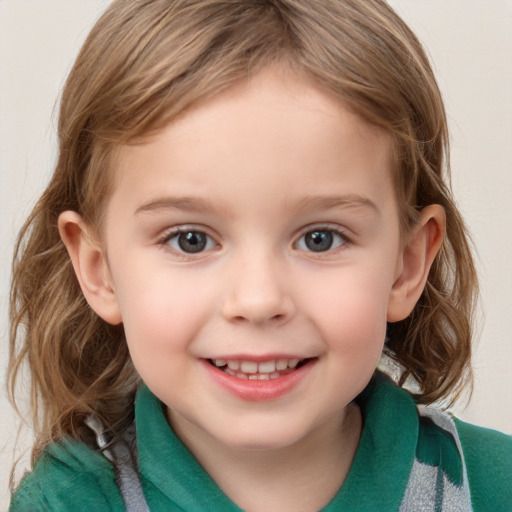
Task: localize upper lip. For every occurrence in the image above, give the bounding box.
[204,354,312,362]
[206,356,316,373]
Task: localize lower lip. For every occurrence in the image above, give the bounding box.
[202,359,315,402]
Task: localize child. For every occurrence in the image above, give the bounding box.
[8,0,512,510]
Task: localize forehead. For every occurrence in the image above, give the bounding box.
[110,68,396,219]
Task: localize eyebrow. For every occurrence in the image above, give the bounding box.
[291,194,380,216]
[135,196,218,216]
[134,193,380,217]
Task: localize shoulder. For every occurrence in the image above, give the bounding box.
[9,437,124,512]
[454,417,512,511]
[414,404,512,512]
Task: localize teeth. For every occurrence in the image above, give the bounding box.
[240,361,258,373]
[258,361,276,373]
[215,358,306,379]
[227,360,240,370]
[276,359,288,370]
[249,374,272,380]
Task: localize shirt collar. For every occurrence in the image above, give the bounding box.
[135,372,418,511]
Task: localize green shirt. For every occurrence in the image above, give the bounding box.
[10,375,512,511]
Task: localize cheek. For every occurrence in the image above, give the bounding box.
[300,264,393,353]
[323,292,388,355]
[112,265,216,365]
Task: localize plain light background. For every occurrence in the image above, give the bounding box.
[1,0,511,507]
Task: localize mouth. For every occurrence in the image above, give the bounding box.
[208,357,313,380]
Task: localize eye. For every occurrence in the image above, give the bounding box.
[165,229,216,254]
[296,229,347,253]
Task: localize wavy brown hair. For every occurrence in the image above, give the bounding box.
[9,0,478,464]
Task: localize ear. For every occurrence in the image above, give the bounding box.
[387,205,446,322]
[58,211,122,325]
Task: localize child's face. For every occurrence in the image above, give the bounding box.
[102,69,405,450]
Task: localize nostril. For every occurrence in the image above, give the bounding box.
[221,290,296,325]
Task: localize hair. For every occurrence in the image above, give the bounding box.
[9,0,478,465]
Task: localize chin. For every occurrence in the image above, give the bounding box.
[213,422,313,452]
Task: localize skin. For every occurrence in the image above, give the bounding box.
[60,67,445,512]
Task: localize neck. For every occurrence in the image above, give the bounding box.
[169,404,362,512]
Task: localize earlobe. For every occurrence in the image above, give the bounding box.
[387,205,446,322]
[58,211,122,325]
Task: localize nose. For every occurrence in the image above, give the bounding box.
[221,251,296,325]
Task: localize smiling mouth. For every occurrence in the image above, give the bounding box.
[208,358,313,380]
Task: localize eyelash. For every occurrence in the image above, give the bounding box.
[158,225,351,258]
[294,226,351,254]
[159,227,218,259]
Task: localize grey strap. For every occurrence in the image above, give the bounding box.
[85,415,151,512]
[399,406,473,512]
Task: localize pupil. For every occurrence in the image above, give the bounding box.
[178,232,206,253]
[306,231,333,252]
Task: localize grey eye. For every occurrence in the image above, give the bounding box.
[297,230,345,252]
[168,231,215,253]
